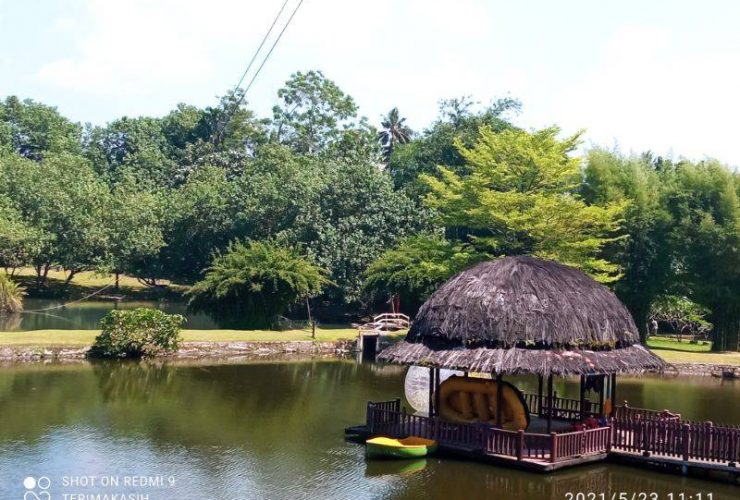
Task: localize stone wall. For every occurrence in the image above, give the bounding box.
[0,340,357,362]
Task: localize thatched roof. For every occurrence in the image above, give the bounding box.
[378,256,667,375]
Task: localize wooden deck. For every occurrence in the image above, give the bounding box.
[346,398,740,483]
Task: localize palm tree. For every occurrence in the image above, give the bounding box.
[378,108,412,164]
[0,274,23,314]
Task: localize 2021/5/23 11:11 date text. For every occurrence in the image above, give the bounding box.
[565,493,714,500]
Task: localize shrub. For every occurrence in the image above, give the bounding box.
[0,273,23,313]
[91,308,184,358]
[187,240,328,328]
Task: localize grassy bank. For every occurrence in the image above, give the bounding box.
[0,330,737,366]
[646,337,740,366]
[0,326,364,347]
[0,326,370,347]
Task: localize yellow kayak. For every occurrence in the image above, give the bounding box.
[366,436,438,459]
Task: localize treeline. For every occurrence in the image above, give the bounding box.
[0,70,737,348]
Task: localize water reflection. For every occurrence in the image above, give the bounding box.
[0,361,737,499]
[2,298,218,331]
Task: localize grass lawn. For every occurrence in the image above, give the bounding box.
[0,326,368,347]
[647,337,740,366]
[5,268,186,299]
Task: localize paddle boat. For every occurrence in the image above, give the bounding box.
[365,436,438,459]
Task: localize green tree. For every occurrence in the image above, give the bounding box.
[0,195,45,272]
[0,153,109,286]
[297,159,431,304]
[363,235,485,311]
[388,96,520,191]
[272,70,359,154]
[666,160,740,351]
[650,295,711,341]
[157,166,239,282]
[0,96,82,160]
[103,174,166,289]
[422,126,625,282]
[581,149,674,340]
[187,240,329,328]
[378,108,412,164]
[86,116,176,187]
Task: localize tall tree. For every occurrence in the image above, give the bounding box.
[422,126,625,282]
[86,116,176,187]
[378,108,412,164]
[271,70,359,154]
[388,97,520,191]
[581,149,674,340]
[666,160,740,351]
[0,96,82,160]
[103,174,166,289]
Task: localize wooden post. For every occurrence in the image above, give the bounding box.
[610,373,617,417]
[682,423,690,461]
[547,374,554,434]
[428,367,434,417]
[434,368,441,417]
[496,373,503,427]
[704,421,713,460]
[598,375,605,417]
[537,375,543,417]
[642,420,651,457]
[550,432,558,463]
[579,375,586,421]
[517,429,525,461]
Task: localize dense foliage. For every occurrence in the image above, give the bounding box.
[0,70,737,349]
[187,240,329,328]
[92,308,184,358]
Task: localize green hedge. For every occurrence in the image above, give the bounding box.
[91,308,184,358]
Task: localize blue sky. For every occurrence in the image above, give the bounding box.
[2,0,739,165]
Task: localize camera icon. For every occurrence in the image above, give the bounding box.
[23,476,51,499]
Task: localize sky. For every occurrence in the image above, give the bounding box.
[1,0,739,166]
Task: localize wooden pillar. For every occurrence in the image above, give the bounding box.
[598,374,605,417]
[537,375,544,417]
[610,373,617,417]
[547,374,553,434]
[495,373,503,427]
[428,367,434,417]
[434,368,441,417]
[579,375,586,421]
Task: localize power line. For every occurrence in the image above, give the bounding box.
[230,0,290,98]
[213,0,304,144]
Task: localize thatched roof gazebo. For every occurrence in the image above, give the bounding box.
[378,255,667,432]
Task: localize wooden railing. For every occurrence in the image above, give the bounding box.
[523,393,603,420]
[614,404,681,422]
[366,401,610,463]
[612,416,740,464]
[552,427,612,463]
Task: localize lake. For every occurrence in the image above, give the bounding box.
[0,359,737,499]
[2,298,218,331]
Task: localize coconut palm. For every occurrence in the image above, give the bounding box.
[378,108,412,164]
[0,274,23,313]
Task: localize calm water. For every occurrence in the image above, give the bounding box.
[0,360,737,500]
[1,298,217,331]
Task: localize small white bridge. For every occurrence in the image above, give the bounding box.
[356,313,410,354]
